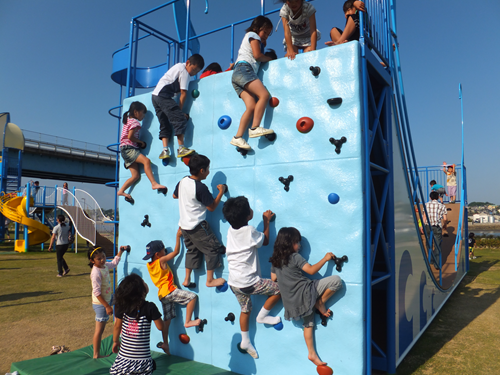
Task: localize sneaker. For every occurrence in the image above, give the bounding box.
[230,137,251,150]
[473,256,477,259]
[57,274,63,278]
[248,127,274,138]
[177,146,195,158]
[159,149,170,159]
[63,269,70,276]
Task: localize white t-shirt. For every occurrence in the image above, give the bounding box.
[235,32,262,74]
[280,1,316,39]
[152,63,190,99]
[226,225,265,288]
[174,177,215,230]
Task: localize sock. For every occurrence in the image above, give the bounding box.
[234,136,241,139]
[240,331,251,347]
[250,127,257,130]
[163,147,168,151]
[256,307,281,325]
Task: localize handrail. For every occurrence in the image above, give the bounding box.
[56,188,96,245]
[73,188,113,223]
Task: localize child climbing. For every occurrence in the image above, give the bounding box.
[278,0,320,60]
[469,232,476,260]
[152,54,204,159]
[144,230,201,355]
[173,154,226,288]
[230,16,275,151]
[110,273,164,375]
[325,0,366,46]
[88,246,126,358]
[443,162,457,203]
[222,196,281,359]
[430,180,447,204]
[48,214,71,277]
[117,101,167,204]
[269,227,343,366]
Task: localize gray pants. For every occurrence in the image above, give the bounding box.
[182,221,224,271]
[302,275,343,327]
[425,225,442,262]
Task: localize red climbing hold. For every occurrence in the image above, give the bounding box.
[296,117,314,133]
[317,365,333,375]
[182,155,192,166]
[179,334,190,344]
[269,97,280,108]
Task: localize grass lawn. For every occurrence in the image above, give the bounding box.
[1,243,500,374]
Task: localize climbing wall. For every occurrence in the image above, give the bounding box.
[118,43,366,375]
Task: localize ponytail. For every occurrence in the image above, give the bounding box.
[123,102,147,124]
[122,110,130,125]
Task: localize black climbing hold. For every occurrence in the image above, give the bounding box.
[141,215,151,228]
[158,187,168,195]
[120,245,131,253]
[139,142,147,149]
[316,309,329,327]
[279,175,294,192]
[333,255,348,272]
[223,184,228,194]
[329,136,347,154]
[185,282,197,289]
[236,147,249,156]
[162,158,170,166]
[265,133,277,142]
[236,343,247,354]
[156,342,164,348]
[310,66,321,77]
[327,97,343,106]
[197,318,208,332]
[225,313,235,322]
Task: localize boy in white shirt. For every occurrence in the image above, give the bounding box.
[152,54,204,159]
[222,196,281,359]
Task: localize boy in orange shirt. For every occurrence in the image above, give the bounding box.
[144,229,201,354]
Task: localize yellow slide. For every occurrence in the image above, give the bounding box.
[0,192,51,252]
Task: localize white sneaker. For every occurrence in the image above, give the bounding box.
[248,127,274,138]
[230,137,251,150]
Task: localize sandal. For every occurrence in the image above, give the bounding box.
[124,196,135,204]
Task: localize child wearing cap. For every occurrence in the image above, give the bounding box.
[144,229,200,355]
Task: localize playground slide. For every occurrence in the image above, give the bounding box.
[0,193,51,252]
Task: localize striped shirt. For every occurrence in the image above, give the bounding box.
[115,301,161,360]
[120,117,141,148]
[425,200,447,228]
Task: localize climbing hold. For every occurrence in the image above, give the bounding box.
[328,193,340,205]
[217,281,229,292]
[327,97,343,106]
[120,245,131,253]
[236,343,247,354]
[156,341,164,348]
[218,115,232,130]
[185,282,197,289]
[269,97,280,108]
[317,365,334,375]
[316,309,329,327]
[329,136,347,154]
[158,187,168,195]
[225,313,235,322]
[265,132,277,142]
[270,213,276,222]
[273,321,283,331]
[236,147,249,156]
[162,158,170,166]
[179,334,190,344]
[197,318,208,332]
[182,155,192,166]
[139,141,147,149]
[222,184,228,194]
[333,255,348,272]
[310,66,321,77]
[192,89,200,98]
[296,117,314,133]
[141,215,151,228]
[279,175,294,192]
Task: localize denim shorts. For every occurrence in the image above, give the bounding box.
[120,146,140,169]
[232,62,258,97]
[93,303,110,323]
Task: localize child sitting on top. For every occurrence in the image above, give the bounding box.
[326,0,366,46]
[144,229,201,355]
[430,180,447,204]
[152,54,204,160]
[173,154,226,288]
[222,196,281,359]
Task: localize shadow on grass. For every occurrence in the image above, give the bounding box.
[0,294,88,308]
[0,291,61,303]
[396,257,500,374]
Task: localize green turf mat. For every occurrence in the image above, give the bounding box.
[10,336,240,375]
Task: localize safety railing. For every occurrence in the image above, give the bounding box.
[416,165,462,203]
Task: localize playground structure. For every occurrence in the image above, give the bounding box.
[107,1,469,374]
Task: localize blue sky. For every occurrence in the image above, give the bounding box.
[1,0,499,208]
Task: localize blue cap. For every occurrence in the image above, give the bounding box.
[143,240,165,260]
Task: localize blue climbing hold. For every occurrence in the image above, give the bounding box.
[328,193,340,204]
[217,281,229,292]
[273,321,284,331]
[218,115,232,130]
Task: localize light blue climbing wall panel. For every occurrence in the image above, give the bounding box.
[118,43,366,375]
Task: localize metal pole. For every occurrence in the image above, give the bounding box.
[184,0,191,62]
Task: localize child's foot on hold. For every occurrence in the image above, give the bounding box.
[151,182,167,191]
[185,318,201,328]
[248,127,274,138]
[256,314,281,325]
[160,342,170,355]
[240,343,258,359]
[206,278,226,288]
[177,146,195,158]
[230,137,251,150]
[159,149,170,159]
[117,191,133,200]
[308,353,327,366]
[315,299,332,318]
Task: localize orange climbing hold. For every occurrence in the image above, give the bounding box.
[296,117,314,133]
[269,97,280,108]
[317,365,333,375]
[179,334,190,344]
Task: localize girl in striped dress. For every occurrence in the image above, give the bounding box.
[110,273,164,375]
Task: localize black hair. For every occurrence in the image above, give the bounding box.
[203,62,222,74]
[188,54,205,70]
[246,16,273,35]
[469,232,475,238]
[430,191,439,201]
[223,196,251,229]
[63,182,68,187]
[87,246,106,268]
[188,154,210,176]
[114,273,148,317]
[34,181,39,185]
[264,49,278,60]
[430,180,437,185]
[343,0,356,13]
[122,101,147,125]
[57,214,66,227]
[270,227,302,268]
